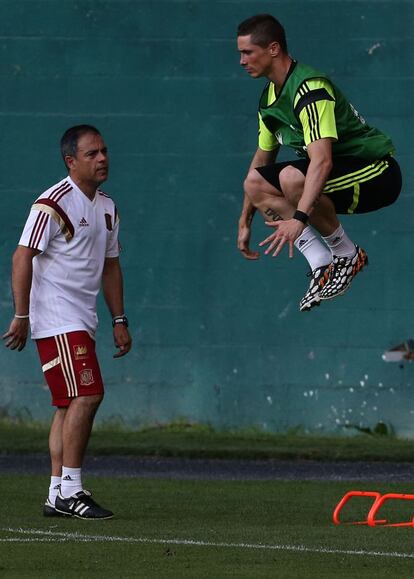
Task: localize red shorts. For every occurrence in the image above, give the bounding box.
[36,331,104,407]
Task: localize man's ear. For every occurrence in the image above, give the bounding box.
[65,155,75,169]
[269,42,280,57]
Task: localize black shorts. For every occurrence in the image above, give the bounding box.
[256,155,402,214]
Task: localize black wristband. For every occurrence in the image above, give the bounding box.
[112,315,129,328]
[293,210,309,225]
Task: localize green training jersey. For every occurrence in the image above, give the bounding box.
[258,61,394,160]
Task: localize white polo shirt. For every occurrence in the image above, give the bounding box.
[19,176,120,339]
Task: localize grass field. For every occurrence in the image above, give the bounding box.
[2,420,414,461]
[2,422,414,577]
[1,475,414,578]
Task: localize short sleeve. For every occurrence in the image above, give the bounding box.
[18,208,59,252]
[294,78,338,146]
[105,207,120,258]
[258,111,280,152]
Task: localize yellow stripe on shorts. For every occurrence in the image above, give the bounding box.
[323,160,389,193]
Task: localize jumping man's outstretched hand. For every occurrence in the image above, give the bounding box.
[238,223,260,260]
[113,324,132,358]
[2,317,29,351]
[259,219,305,258]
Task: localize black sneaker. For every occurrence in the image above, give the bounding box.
[55,490,114,520]
[319,246,368,300]
[43,498,69,518]
[299,264,330,311]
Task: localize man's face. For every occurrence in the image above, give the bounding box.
[66,132,109,187]
[237,34,274,78]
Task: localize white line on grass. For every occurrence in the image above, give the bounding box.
[1,527,414,560]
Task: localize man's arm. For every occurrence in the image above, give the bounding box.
[238,147,278,259]
[102,256,132,358]
[2,245,39,351]
[297,138,333,215]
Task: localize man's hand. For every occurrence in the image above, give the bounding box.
[238,223,259,260]
[259,219,305,258]
[113,324,132,358]
[2,318,29,351]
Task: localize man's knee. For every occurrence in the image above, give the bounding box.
[72,394,103,412]
[278,165,305,201]
[244,169,278,205]
[244,169,263,205]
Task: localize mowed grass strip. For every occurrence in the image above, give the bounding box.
[2,420,414,461]
[1,475,414,578]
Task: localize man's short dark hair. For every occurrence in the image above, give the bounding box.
[60,125,101,168]
[237,14,287,52]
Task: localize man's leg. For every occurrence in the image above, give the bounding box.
[244,165,332,310]
[39,331,113,519]
[279,165,361,258]
[278,165,340,235]
[244,165,297,222]
[43,407,67,516]
[61,394,102,469]
[49,407,66,476]
[55,393,113,519]
[251,163,368,306]
[59,394,102,497]
[280,165,369,302]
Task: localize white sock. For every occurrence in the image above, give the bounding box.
[322,225,356,258]
[48,476,61,506]
[294,226,332,270]
[60,466,83,498]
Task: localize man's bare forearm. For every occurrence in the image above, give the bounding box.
[102,257,125,318]
[12,246,38,315]
[298,138,333,216]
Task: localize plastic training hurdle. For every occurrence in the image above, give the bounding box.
[333,490,414,527]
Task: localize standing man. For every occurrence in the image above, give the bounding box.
[3,125,132,519]
[237,14,402,311]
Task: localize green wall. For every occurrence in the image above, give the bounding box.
[0,0,413,435]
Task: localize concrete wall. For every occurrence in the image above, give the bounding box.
[0,0,413,434]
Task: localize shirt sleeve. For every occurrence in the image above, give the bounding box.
[18,207,60,252]
[294,78,338,146]
[105,205,120,258]
[258,111,280,152]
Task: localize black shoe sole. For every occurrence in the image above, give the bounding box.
[300,298,321,312]
[43,505,70,518]
[54,506,114,520]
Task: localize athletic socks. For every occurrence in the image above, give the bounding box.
[322,225,356,258]
[294,226,332,270]
[60,466,83,498]
[48,475,62,506]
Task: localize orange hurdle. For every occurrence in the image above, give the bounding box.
[333,490,414,527]
[333,490,382,525]
[367,493,414,527]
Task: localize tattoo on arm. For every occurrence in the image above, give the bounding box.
[264,207,282,222]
